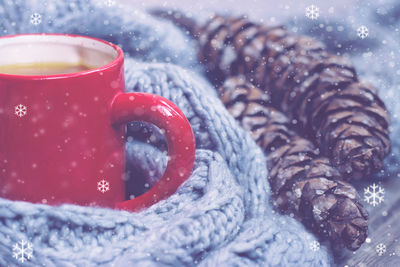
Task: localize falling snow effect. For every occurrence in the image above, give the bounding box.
[97,179,110,193]
[0,0,398,265]
[364,183,384,207]
[357,25,369,39]
[376,243,386,256]
[309,240,320,252]
[305,5,319,20]
[15,104,27,117]
[30,13,41,25]
[12,240,33,263]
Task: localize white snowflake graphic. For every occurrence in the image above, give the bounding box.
[357,25,369,39]
[15,104,27,117]
[104,0,116,6]
[364,183,384,207]
[12,240,33,263]
[309,240,320,251]
[30,13,41,25]
[305,5,319,20]
[376,243,386,256]
[394,245,400,256]
[97,179,110,193]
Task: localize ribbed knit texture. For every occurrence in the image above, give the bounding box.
[0,0,331,266]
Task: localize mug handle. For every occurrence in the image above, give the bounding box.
[110,92,195,212]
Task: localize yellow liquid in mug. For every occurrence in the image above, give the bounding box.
[0,62,96,75]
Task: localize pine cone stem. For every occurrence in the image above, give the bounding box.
[220,77,368,250]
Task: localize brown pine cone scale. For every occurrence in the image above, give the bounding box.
[193,14,391,180]
[219,77,368,251]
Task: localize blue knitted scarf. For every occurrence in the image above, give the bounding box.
[0,0,348,266]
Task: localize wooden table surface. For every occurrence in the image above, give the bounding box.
[336,170,400,266]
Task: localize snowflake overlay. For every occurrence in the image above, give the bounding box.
[15,104,27,117]
[309,240,320,251]
[395,245,400,256]
[104,0,116,6]
[97,179,110,193]
[12,240,33,263]
[376,243,386,256]
[357,26,369,39]
[305,5,319,20]
[364,183,384,207]
[30,13,41,25]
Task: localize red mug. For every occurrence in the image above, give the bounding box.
[0,33,196,212]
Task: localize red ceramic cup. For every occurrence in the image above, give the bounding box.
[0,33,195,212]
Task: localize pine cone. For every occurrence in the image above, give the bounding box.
[152,10,391,180]
[220,76,368,250]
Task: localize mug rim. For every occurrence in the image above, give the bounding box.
[0,33,123,80]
